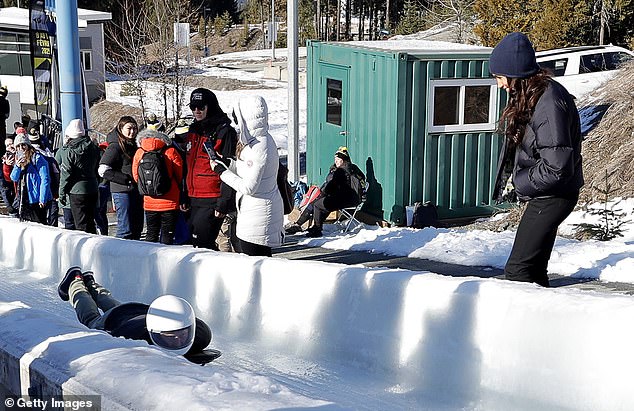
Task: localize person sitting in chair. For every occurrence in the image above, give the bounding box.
[58,267,219,364]
[287,147,365,238]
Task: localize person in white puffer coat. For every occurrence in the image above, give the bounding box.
[210,95,284,256]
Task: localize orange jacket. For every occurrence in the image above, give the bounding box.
[132,137,183,212]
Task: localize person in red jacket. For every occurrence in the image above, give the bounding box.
[1,136,16,214]
[181,88,237,250]
[132,129,183,245]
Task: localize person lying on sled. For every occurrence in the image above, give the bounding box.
[58,266,220,364]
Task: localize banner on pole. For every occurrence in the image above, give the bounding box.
[29,0,53,115]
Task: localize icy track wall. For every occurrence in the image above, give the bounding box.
[1,218,634,411]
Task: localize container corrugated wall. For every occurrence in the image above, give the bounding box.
[307,42,503,224]
[407,56,504,219]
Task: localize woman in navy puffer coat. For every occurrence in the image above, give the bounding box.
[490,32,583,287]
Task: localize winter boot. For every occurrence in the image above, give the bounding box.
[58,266,83,301]
[82,271,96,289]
[284,222,303,235]
[305,226,323,238]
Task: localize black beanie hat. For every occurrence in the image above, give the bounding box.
[189,87,224,118]
[335,146,351,162]
[190,88,217,108]
[489,32,540,78]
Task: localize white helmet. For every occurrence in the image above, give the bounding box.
[146,295,196,356]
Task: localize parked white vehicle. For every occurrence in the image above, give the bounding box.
[536,45,634,99]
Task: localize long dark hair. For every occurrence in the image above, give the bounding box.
[498,69,551,146]
[116,116,138,159]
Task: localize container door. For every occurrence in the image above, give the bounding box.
[317,64,349,180]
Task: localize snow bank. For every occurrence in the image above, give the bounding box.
[1,216,634,410]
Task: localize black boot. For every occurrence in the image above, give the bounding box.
[58,267,83,301]
[305,226,323,238]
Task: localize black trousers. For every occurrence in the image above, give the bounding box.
[505,194,578,287]
[145,209,178,244]
[239,239,272,257]
[189,197,224,250]
[69,193,98,234]
[21,202,49,224]
[312,194,358,228]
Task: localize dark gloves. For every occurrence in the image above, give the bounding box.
[212,161,227,175]
[179,191,190,209]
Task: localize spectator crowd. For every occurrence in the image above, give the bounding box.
[0,88,367,257]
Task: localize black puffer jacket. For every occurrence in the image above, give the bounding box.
[494,79,584,202]
[99,131,138,193]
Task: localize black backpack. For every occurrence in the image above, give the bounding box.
[137,147,171,197]
[411,201,439,229]
[277,161,294,215]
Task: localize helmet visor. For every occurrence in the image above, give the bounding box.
[149,325,194,351]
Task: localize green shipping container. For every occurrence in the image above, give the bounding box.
[306,40,505,225]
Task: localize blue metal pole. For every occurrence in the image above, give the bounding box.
[55,0,83,133]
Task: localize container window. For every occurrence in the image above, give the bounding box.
[464,86,490,124]
[326,78,342,126]
[429,78,497,133]
[433,86,459,126]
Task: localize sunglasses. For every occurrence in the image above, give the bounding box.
[189,103,206,111]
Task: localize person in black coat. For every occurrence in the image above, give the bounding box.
[0,86,10,155]
[490,32,584,287]
[301,147,366,238]
[98,116,144,239]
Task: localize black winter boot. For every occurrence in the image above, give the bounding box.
[58,267,83,301]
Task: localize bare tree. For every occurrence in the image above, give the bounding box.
[424,0,476,43]
[105,0,150,119]
[144,0,195,124]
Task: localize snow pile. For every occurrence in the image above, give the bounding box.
[2,217,634,410]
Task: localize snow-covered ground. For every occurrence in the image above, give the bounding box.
[3,46,634,410]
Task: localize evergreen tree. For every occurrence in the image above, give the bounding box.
[395,0,425,35]
[299,0,317,45]
[473,0,535,46]
[530,0,592,49]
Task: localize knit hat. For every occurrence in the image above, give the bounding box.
[28,128,40,143]
[189,88,217,109]
[335,146,351,162]
[174,119,189,138]
[14,133,31,147]
[65,119,85,140]
[146,113,162,131]
[489,32,540,78]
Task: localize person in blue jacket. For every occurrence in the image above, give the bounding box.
[490,32,584,287]
[10,133,52,224]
